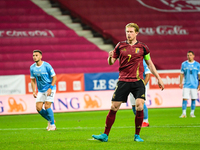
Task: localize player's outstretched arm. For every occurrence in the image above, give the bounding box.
[179,73,184,89]
[145,59,164,90]
[51,75,57,87]
[108,51,117,65]
[31,79,37,98]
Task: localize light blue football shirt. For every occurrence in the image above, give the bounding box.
[30,61,56,92]
[143,59,151,81]
[181,60,200,89]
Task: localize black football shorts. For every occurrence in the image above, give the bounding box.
[112,80,145,102]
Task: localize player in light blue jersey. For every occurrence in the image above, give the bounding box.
[179,51,200,118]
[30,50,57,130]
[129,59,151,127]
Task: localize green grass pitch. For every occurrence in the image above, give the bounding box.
[0,107,200,150]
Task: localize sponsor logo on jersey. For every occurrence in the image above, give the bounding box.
[122,48,126,51]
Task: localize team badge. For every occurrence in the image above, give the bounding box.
[135,48,140,53]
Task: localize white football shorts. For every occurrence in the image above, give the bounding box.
[36,90,56,103]
[129,87,147,105]
[182,88,198,100]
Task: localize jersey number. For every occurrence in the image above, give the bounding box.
[128,54,131,62]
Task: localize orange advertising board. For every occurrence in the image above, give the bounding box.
[56,73,84,93]
[25,73,84,94]
[149,72,180,89]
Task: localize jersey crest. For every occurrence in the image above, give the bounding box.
[135,48,140,53]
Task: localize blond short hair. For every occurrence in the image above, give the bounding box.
[125,23,139,32]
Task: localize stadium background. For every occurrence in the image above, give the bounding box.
[0,0,200,115]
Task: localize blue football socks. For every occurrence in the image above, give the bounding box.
[182,100,187,112]
[38,109,50,121]
[191,100,196,111]
[46,108,55,125]
[132,106,136,115]
[143,103,148,120]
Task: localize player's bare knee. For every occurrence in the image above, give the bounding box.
[44,102,51,110]
[36,102,43,112]
[135,103,144,111]
[111,105,118,111]
[110,105,116,111]
[44,105,50,110]
[36,106,42,112]
[136,105,143,111]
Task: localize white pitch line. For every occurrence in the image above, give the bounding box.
[88,138,96,140]
[0,125,200,131]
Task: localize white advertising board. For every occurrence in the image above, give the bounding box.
[0,75,26,95]
[0,89,199,115]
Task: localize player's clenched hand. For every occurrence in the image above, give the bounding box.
[158,78,164,90]
[47,88,52,96]
[109,51,114,58]
[33,92,37,98]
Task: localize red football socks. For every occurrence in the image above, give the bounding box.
[104,110,117,135]
[135,110,144,135]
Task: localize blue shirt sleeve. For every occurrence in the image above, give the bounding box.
[30,65,35,79]
[180,62,184,74]
[198,63,200,75]
[47,63,56,77]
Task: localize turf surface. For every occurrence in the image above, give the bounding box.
[0,107,200,150]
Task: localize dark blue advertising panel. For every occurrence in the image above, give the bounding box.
[84,72,119,91]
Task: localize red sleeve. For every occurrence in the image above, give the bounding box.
[143,43,150,55]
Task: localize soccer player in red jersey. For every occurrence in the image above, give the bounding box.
[92,23,164,142]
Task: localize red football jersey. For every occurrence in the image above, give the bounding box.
[113,41,150,82]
